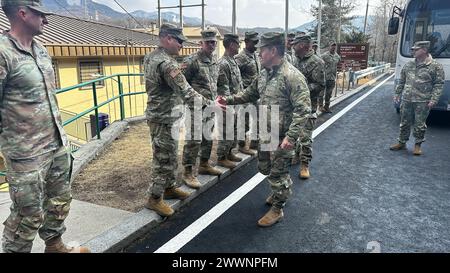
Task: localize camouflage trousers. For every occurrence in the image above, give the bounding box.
[2,146,73,253]
[238,104,258,149]
[398,101,431,144]
[319,80,336,107]
[182,113,214,166]
[217,110,237,160]
[295,115,317,165]
[147,122,178,198]
[258,143,294,209]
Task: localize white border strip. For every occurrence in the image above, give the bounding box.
[154,74,394,253]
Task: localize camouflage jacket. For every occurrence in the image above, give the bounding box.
[293,50,326,98]
[395,55,445,104]
[144,47,211,124]
[235,49,261,89]
[0,32,67,160]
[217,54,244,96]
[225,59,311,143]
[321,51,341,81]
[182,50,219,100]
[285,49,294,64]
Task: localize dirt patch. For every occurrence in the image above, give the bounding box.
[72,121,219,212]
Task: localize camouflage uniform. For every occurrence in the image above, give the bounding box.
[217,53,244,159]
[293,48,325,165]
[285,50,294,64]
[319,50,341,108]
[0,32,72,253]
[181,49,219,167]
[144,46,210,198]
[235,33,261,149]
[225,57,311,209]
[395,54,444,144]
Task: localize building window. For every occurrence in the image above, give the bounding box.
[78,60,104,88]
[52,60,61,89]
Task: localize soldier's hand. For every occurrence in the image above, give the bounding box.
[280,137,294,150]
[428,101,436,108]
[215,96,227,111]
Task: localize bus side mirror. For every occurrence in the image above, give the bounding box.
[388,17,399,35]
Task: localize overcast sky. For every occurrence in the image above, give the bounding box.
[93,0,380,28]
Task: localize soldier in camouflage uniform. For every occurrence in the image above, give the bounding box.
[292,33,325,179]
[235,31,260,155]
[285,33,295,64]
[216,34,244,169]
[390,41,445,155]
[319,41,341,113]
[312,40,319,55]
[181,29,222,189]
[144,24,219,217]
[218,32,311,227]
[0,0,89,253]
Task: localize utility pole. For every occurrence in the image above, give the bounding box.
[84,0,88,19]
[363,0,369,35]
[285,0,289,41]
[202,0,205,30]
[232,0,237,34]
[179,0,183,28]
[318,0,322,49]
[157,0,162,28]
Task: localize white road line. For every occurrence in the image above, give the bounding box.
[154,74,394,253]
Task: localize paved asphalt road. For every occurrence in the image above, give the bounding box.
[126,77,450,253]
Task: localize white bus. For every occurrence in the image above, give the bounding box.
[388,0,450,112]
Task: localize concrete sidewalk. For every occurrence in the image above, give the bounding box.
[0,72,391,253]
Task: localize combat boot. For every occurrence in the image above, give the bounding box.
[390,142,406,151]
[182,167,202,189]
[413,144,422,156]
[265,194,273,206]
[319,106,326,113]
[323,105,332,113]
[164,187,191,200]
[257,207,284,227]
[198,161,223,176]
[217,158,237,169]
[300,164,310,179]
[228,152,243,162]
[239,146,257,156]
[44,237,91,253]
[145,196,174,217]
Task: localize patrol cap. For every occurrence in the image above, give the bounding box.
[201,29,218,42]
[159,23,187,42]
[411,41,430,50]
[287,32,296,39]
[256,32,284,48]
[1,0,53,15]
[291,33,312,45]
[244,31,259,42]
[329,41,337,46]
[224,33,240,45]
[312,40,318,46]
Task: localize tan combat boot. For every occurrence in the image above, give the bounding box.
[300,164,310,179]
[390,142,406,151]
[164,187,191,200]
[228,152,243,162]
[265,194,273,206]
[145,196,174,217]
[319,106,326,113]
[239,146,257,156]
[198,161,223,176]
[44,237,91,253]
[182,167,202,189]
[217,158,237,169]
[323,105,332,113]
[413,144,422,156]
[257,207,284,227]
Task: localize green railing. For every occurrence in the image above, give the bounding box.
[0,73,146,178]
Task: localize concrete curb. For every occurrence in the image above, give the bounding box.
[80,72,392,252]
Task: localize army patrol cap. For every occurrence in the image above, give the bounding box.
[411,41,430,50]
[160,23,187,42]
[224,33,240,45]
[1,0,53,15]
[245,31,259,42]
[287,32,296,39]
[291,33,312,45]
[312,40,318,46]
[329,41,337,46]
[256,32,285,48]
[201,29,218,42]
